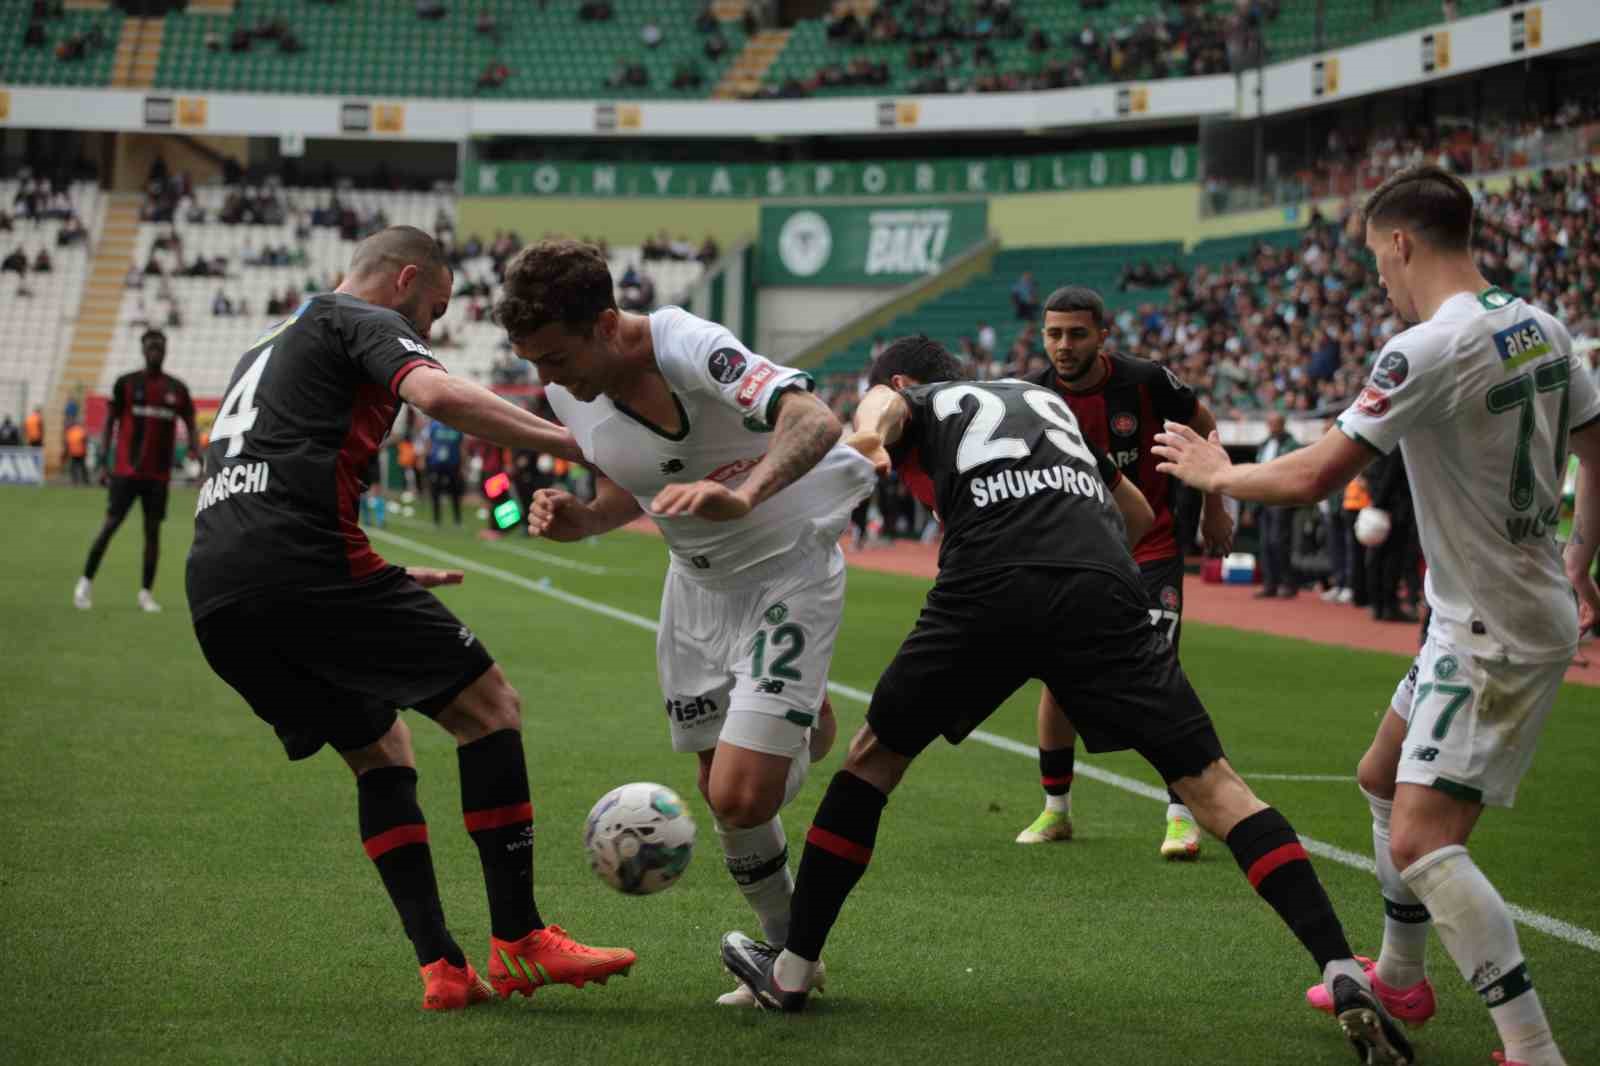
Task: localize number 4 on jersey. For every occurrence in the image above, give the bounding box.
[212,346,273,458]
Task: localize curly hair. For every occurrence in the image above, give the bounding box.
[492,238,617,342]
[868,334,966,388]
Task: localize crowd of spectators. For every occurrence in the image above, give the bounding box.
[1210,92,1600,214]
[817,161,1600,432]
[761,0,1265,100]
[20,0,113,66]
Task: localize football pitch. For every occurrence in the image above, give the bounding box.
[3,484,1596,1066]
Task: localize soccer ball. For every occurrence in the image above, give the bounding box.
[1355,506,1392,547]
[584,782,696,895]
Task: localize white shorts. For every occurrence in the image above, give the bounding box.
[1390,630,1567,808]
[657,541,845,759]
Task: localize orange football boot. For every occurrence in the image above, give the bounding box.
[488,925,637,997]
[419,958,494,1011]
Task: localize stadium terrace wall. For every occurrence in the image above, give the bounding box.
[1240,0,1600,116]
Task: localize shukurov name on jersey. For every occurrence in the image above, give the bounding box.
[194,461,270,514]
[970,463,1107,508]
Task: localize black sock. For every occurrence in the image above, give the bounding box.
[458,729,542,941]
[83,522,119,580]
[357,766,463,967]
[1226,807,1352,970]
[1167,787,1184,807]
[141,534,158,590]
[786,771,888,963]
[1039,746,1074,796]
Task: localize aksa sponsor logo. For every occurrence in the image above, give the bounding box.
[708,347,748,385]
[1491,318,1551,371]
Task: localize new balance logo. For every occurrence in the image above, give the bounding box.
[659,458,685,475]
[1409,745,1440,762]
[755,679,786,694]
[458,626,476,647]
[506,825,535,852]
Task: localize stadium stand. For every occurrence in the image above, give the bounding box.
[753,0,1502,99]
[0,180,104,423]
[816,160,1600,421]
[107,183,708,397]
[147,0,748,99]
[0,6,124,88]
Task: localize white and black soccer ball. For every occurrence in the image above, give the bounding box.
[584,782,696,895]
[1355,506,1393,547]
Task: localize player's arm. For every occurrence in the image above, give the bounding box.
[1154,422,1374,507]
[1185,401,1235,554]
[846,384,912,473]
[652,389,842,520]
[1111,473,1154,547]
[1565,421,1600,629]
[399,366,582,462]
[100,381,121,472]
[529,474,642,542]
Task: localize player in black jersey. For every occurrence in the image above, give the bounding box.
[721,337,1412,1066]
[185,226,637,1011]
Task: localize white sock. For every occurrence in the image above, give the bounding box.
[1363,788,1430,988]
[774,948,815,992]
[1322,955,1372,1002]
[716,815,794,947]
[1404,846,1565,1066]
[1044,792,1071,815]
[1167,802,1193,823]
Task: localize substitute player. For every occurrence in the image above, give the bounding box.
[1016,285,1234,859]
[186,226,637,1011]
[1156,165,1599,1066]
[74,328,196,613]
[502,239,876,1006]
[720,336,1411,1065]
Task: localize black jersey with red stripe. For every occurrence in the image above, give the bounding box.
[1027,354,1198,564]
[889,379,1137,585]
[108,370,193,481]
[186,293,443,621]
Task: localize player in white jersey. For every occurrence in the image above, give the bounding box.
[1155,166,1600,1066]
[493,240,877,1005]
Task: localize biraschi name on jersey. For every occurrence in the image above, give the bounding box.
[194,461,270,515]
[970,463,1107,508]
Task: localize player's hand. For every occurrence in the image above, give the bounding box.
[407,567,464,588]
[1153,422,1232,494]
[528,487,589,540]
[1569,554,1599,632]
[1200,497,1235,556]
[842,429,891,475]
[650,480,752,522]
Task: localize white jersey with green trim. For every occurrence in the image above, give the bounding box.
[1337,287,1600,662]
[547,306,876,577]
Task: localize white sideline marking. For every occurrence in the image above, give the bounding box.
[489,540,615,576]
[1248,774,1359,783]
[367,528,1600,956]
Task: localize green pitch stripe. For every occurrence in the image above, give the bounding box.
[367,527,1600,956]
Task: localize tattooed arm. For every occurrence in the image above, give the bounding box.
[650,389,842,521]
[1565,422,1600,629]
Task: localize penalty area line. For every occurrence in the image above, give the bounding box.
[367,528,1600,957]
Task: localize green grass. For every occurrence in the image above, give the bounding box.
[3,484,1596,1065]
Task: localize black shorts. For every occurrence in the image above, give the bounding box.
[429,468,463,496]
[1139,554,1185,653]
[866,565,1223,784]
[192,567,495,761]
[108,476,169,523]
